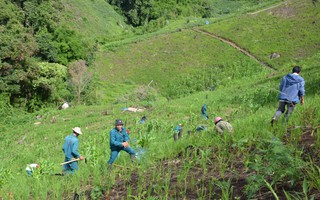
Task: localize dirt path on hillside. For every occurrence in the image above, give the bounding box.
[248,1,288,15]
[192,28,277,70]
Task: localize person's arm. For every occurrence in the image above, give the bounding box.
[300,96,304,105]
[299,80,305,105]
[122,129,130,148]
[215,124,223,134]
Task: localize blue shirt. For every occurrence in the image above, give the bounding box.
[201,104,207,114]
[62,134,80,159]
[279,73,305,103]
[174,125,181,133]
[109,127,129,150]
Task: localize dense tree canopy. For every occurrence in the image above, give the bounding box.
[0,0,92,111]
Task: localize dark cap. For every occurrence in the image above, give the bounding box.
[115,119,123,126]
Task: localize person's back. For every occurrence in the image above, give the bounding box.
[215,121,233,134]
[214,117,233,134]
[62,134,79,159]
[279,73,305,103]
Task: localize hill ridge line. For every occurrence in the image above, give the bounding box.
[192,28,277,70]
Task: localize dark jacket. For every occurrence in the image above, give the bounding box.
[109,127,129,150]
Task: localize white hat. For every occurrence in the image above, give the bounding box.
[72,127,82,134]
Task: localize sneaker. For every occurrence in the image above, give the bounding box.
[130,154,136,162]
[270,118,276,126]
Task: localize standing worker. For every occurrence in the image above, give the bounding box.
[62,127,85,174]
[214,117,234,134]
[108,119,135,170]
[201,104,209,120]
[271,66,305,125]
[173,123,183,141]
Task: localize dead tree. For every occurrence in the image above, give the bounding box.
[68,60,93,104]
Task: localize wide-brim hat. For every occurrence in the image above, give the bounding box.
[72,127,82,134]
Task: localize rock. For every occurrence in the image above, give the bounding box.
[270,53,281,59]
[59,102,70,110]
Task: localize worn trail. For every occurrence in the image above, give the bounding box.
[192,28,277,70]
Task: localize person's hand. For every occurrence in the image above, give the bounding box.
[300,97,305,105]
[79,156,85,160]
[122,142,129,148]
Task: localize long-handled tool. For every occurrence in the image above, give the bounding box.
[60,158,87,165]
[60,158,80,165]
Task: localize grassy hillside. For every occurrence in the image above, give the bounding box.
[1,0,320,199]
[93,0,320,102]
[60,0,127,41]
[201,0,320,69]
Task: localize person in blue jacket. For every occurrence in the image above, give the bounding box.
[271,66,305,125]
[201,104,209,120]
[173,123,183,141]
[108,119,135,169]
[62,127,85,174]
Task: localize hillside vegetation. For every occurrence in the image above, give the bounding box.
[1,0,320,199]
[60,0,126,41]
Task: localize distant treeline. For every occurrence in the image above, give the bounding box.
[108,0,214,27]
[107,0,264,27]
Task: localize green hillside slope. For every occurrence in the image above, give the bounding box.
[201,0,320,68]
[60,0,127,41]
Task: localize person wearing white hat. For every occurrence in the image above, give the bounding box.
[62,127,85,174]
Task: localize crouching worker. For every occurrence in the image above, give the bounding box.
[62,127,85,174]
[214,117,234,134]
[26,163,40,176]
[108,119,135,170]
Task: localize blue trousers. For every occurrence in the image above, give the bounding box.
[108,147,135,164]
[26,170,33,176]
[62,157,78,174]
